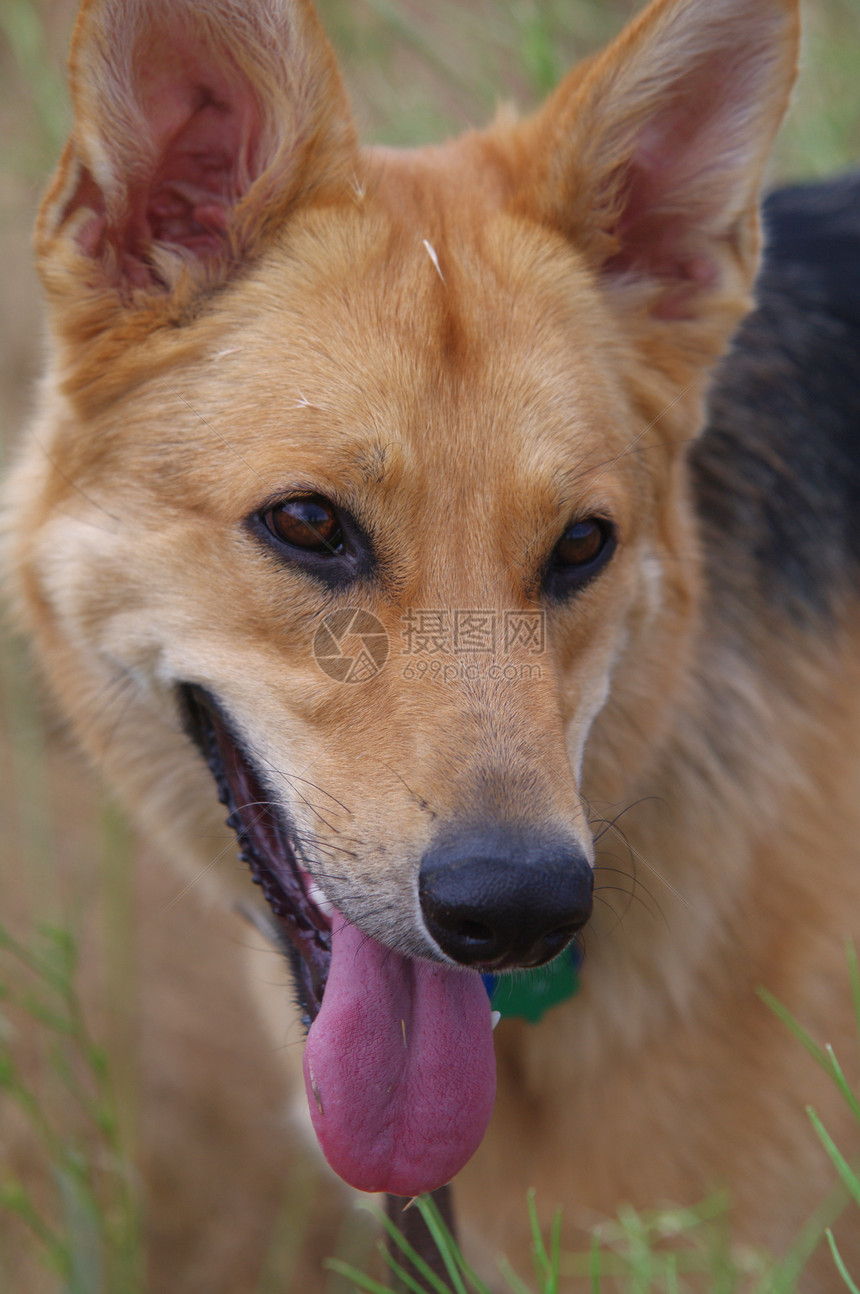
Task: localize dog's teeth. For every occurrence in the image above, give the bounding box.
[307,881,334,916]
[490,1011,501,1031]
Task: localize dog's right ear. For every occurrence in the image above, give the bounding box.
[37,0,356,305]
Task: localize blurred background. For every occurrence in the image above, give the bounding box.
[1,1,858,1291]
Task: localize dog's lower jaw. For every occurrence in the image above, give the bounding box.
[178,683,332,1025]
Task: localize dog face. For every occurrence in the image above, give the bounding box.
[5,0,798,1195]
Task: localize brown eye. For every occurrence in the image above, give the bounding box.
[545,517,615,598]
[265,497,342,554]
[555,519,607,567]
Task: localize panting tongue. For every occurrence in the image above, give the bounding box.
[303,915,497,1196]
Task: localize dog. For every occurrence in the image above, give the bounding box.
[5,0,860,1284]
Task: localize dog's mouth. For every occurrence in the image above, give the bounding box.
[179,683,333,1026]
[178,683,497,1197]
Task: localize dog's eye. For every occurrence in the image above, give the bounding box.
[545,517,615,596]
[556,520,607,567]
[264,497,343,554]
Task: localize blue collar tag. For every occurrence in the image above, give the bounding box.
[482,945,582,1024]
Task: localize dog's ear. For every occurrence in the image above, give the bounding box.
[518,0,798,338]
[37,0,356,301]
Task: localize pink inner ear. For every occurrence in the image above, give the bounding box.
[70,36,264,279]
[606,158,720,321]
[600,53,749,318]
[145,93,241,256]
[138,44,263,259]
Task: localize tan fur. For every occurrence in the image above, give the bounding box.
[9,0,860,1286]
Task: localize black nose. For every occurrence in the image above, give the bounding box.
[419,827,593,969]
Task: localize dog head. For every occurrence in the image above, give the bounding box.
[5,0,798,1194]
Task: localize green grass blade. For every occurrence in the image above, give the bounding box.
[369,1203,453,1294]
[494,1256,533,1294]
[807,1108,860,1210]
[0,1175,71,1276]
[757,987,860,1126]
[665,1252,679,1294]
[589,1232,602,1294]
[824,1044,860,1125]
[757,989,831,1073]
[324,1257,397,1294]
[413,1196,489,1292]
[382,1248,448,1294]
[547,1208,561,1294]
[527,1189,551,1284]
[761,1182,848,1294]
[826,1229,860,1294]
[408,1198,469,1294]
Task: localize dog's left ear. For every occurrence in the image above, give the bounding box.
[518,0,799,342]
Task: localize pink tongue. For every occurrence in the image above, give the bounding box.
[303,916,496,1196]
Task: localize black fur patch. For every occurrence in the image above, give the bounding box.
[692,174,860,631]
